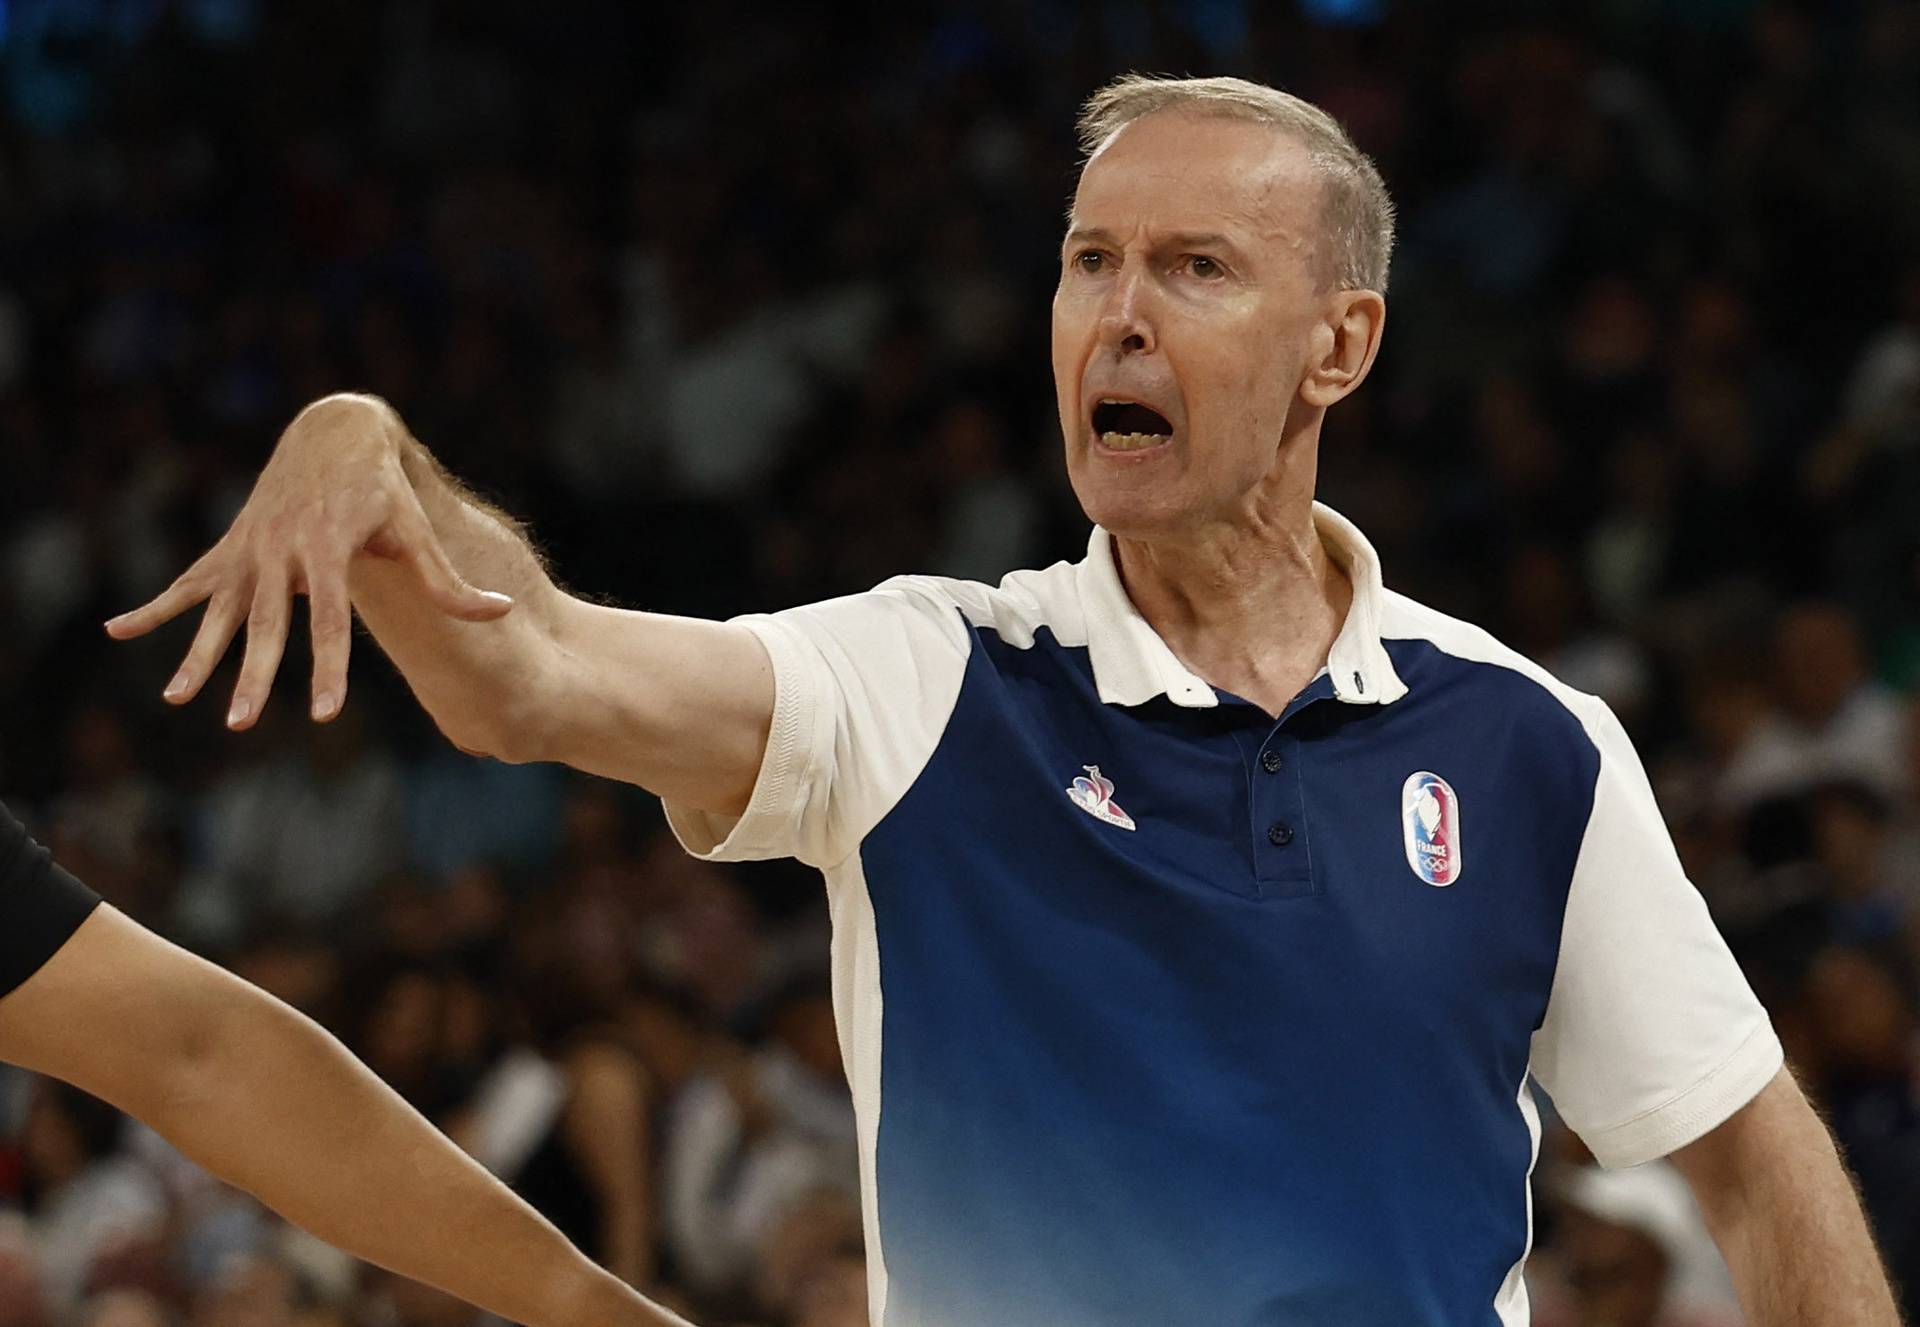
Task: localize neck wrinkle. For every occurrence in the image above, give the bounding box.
[1111,504,1354,701]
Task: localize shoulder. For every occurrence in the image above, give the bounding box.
[868,558,1088,651]
[1378,588,1611,746]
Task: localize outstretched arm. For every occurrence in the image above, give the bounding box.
[1670,1066,1901,1325]
[107,394,771,815]
[0,906,695,1327]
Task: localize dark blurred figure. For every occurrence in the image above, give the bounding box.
[14,1085,162,1315]
[1716,602,1911,812]
[1535,1165,1739,1327]
[1781,945,1920,1312]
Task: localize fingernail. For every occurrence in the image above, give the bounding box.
[164,672,189,700]
[312,692,337,721]
[227,698,252,728]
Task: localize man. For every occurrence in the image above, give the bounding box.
[107,75,1900,1324]
[0,800,689,1327]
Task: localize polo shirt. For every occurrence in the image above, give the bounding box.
[667,502,1781,1327]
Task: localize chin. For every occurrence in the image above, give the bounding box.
[1069,472,1184,538]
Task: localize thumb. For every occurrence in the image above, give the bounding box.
[389,497,515,622]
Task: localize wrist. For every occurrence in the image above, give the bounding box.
[292,392,407,460]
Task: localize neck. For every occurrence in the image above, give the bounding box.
[1112,483,1353,716]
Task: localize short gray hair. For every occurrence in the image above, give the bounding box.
[1076,74,1396,294]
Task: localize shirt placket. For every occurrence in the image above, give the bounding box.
[1233,675,1336,900]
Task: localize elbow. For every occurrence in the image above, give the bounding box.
[431,688,552,767]
[426,621,572,766]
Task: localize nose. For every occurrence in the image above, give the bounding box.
[1096,269,1156,356]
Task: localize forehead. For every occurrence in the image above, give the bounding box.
[1070,111,1321,246]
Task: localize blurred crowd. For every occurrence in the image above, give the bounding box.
[1,1,1918,1325]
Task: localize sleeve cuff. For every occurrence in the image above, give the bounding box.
[1584,1019,1786,1169]
[663,616,826,863]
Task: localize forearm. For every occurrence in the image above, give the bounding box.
[344,415,565,757]
[1679,1073,1900,1324]
[356,435,771,804]
[142,983,686,1327]
[1715,1144,1898,1323]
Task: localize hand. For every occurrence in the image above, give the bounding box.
[105,394,514,729]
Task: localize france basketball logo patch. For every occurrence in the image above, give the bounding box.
[1401,771,1462,886]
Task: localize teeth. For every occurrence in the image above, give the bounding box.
[1099,431,1168,450]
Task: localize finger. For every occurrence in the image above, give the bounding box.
[105,566,214,640]
[305,559,354,723]
[228,567,293,730]
[162,590,249,705]
[389,495,515,622]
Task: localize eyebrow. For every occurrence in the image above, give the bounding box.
[1062,227,1247,260]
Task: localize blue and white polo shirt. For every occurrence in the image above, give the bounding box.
[666,503,1781,1327]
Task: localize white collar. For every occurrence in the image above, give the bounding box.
[1074,501,1410,710]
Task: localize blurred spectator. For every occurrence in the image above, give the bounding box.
[1807,781,1920,947]
[1503,542,1651,723]
[661,979,858,1309]
[181,707,405,945]
[0,1216,48,1327]
[496,944,657,1291]
[755,1192,867,1327]
[1534,1164,1740,1327]
[45,704,169,915]
[1781,945,1920,1308]
[404,749,563,882]
[73,1288,174,1327]
[15,1085,163,1314]
[1717,603,1912,812]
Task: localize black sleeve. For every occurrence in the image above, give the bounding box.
[0,800,104,1000]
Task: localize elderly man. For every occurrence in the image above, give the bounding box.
[110,76,1898,1325]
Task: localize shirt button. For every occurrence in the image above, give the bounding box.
[1267,821,1294,846]
[1260,749,1283,774]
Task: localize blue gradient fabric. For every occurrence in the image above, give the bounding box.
[665,504,1782,1326]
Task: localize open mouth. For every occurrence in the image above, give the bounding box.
[1091,399,1174,451]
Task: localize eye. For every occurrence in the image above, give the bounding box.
[1183,254,1225,279]
[1072,250,1106,274]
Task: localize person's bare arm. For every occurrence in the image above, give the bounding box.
[106,394,770,815]
[0,907,695,1327]
[1669,1066,1902,1325]
[559,1042,656,1290]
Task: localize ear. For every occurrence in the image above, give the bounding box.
[1300,290,1387,409]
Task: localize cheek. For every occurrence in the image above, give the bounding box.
[1185,337,1294,440]
[1050,297,1087,424]
[1217,326,1307,428]
[1050,289,1089,358]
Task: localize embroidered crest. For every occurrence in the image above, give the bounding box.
[1402,771,1462,886]
[1067,765,1136,831]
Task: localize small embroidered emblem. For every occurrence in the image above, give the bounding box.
[1067,765,1136,831]
[1402,771,1462,886]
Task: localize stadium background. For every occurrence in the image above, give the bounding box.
[1,1,1917,1325]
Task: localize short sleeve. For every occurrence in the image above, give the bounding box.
[663,580,973,870]
[1530,701,1783,1169]
[0,801,103,999]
